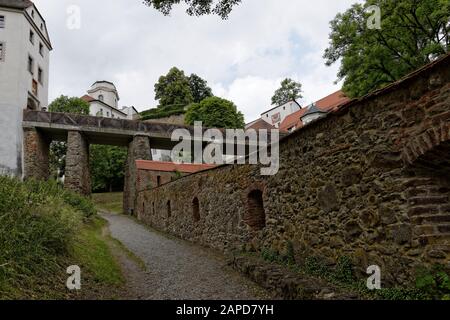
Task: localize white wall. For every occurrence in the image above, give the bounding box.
[261,101,301,128]
[89,100,127,119]
[0,5,50,175]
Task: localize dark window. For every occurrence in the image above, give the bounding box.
[157,176,161,187]
[167,200,171,218]
[98,94,104,101]
[39,43,43,56]
[28,55,34,74]
[0,43,4,61]
[192,197,200,222]
[29,30,34,44]
[0,16,5,28]
[245,190,265,231]
[37,67,43,84]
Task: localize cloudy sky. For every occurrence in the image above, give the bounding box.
[34,0,358,122]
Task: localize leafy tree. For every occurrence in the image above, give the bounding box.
[324,0,450,98]
[143,0,242,19]
[48,96,90,179]
[185,96,245,128]
[189,73,213,103]
[271,78,303,106]
[90,145,127,193]
[48,95,90,115]
[154,67,194,107]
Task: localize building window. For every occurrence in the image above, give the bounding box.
[37,67,43,84]
[28,56,34,74]
[40,23,43,31]
[31,10,35,18]
[106,111,110,117]
[0,16,5,28]
[98,94,104,101]
[245,190,265,231]
[32,79,38,96]
[29,30,34,44]
[192,197,200,222]
[157,176,161,187]
[0,43,4,62]
[39,43,43,56]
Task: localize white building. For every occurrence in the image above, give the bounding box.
[260,100,301,128]
[81,81,138,120]
[0,0,52,175]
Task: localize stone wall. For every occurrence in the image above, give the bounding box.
[23,127,49,180]
[141,55,450,285]
[144,114,186,126]
[64,131,91,196]
[123,135,152,215]
[136,55,450,285]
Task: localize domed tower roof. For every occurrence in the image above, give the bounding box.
[87,81,120,108]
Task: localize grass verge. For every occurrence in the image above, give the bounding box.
[92,192,123,214]
[0,177,125,300]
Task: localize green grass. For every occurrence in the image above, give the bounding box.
[0,177,125,299]
[70,217,124,286]
[92,192,124,214]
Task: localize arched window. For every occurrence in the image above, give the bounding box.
[98,94,104,101]
[167,200,171,218]
[192,197,200,222]
[245,190,265,230]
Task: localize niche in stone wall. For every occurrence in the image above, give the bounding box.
[167,200,171,218]
[192,197,200,222]
[245,190,265,231]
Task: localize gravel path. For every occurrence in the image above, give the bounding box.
[101,212,269,300]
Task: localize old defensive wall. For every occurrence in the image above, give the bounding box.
[136,54,450,285]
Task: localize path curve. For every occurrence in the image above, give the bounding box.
[101,212,269,300]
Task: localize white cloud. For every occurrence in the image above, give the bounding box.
[33,0,357,122]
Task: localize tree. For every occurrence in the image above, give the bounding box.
[47,95,90,115]
[48,96,90,179]
[324,0,450,98]
[189,73,213,103]
[154,67,194,107]
[271,78,303,106]
[185,96,245,128]
[143,0,242,19]
[90,145,127,193]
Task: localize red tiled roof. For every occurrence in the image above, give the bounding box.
[246,118,276,131]
[81,95,95,103]
[315,90,350,112]
[278,90,350,132]
[279,108,308,132]
[136,160,216,173]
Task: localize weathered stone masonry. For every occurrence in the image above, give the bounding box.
[64,131,91,196]
[137,54,450,285]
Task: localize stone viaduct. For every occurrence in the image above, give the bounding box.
[136,54,450,286]
[22,111,195,215]
[21,111,260,215]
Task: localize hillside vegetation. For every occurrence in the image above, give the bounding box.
[0,177,123,299]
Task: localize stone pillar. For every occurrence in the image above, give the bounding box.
[124,134,152,215]
[65,131,91,196]
[23,127,50,180]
